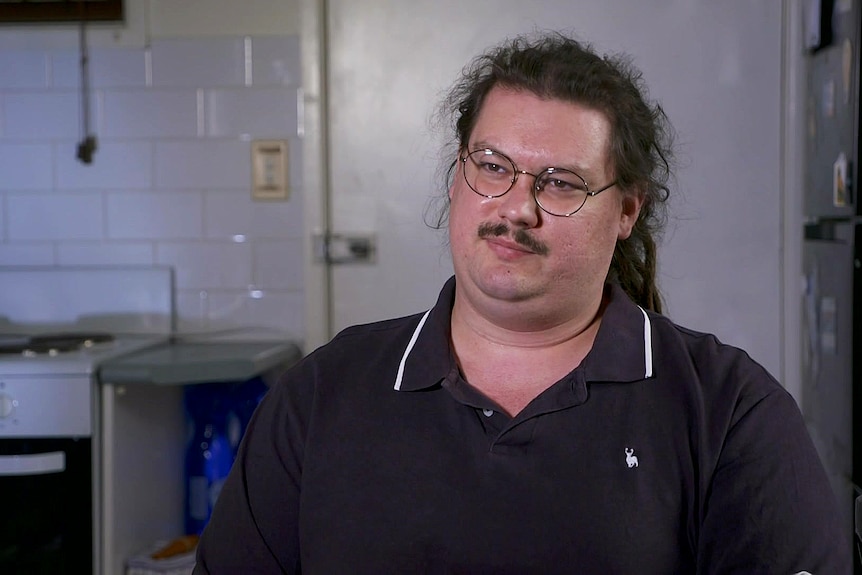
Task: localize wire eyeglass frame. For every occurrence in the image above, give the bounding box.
[460,148,617,217]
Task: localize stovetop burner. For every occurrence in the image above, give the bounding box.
[0,332,116,357]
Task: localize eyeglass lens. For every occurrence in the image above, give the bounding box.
[462,149,590,216]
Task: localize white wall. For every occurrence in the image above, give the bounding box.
[0,0,307,342]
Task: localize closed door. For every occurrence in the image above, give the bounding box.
[309,0,786,382]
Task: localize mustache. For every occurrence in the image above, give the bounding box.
[477,222,549,256]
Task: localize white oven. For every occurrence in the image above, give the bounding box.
[0,370,95,573]
[0,267,174,575]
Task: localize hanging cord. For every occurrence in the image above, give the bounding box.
[76,0,97,164]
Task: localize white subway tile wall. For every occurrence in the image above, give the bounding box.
[207,289,304,334]
[50,48,149,89]
[0,35,305,340]
[0,144,53,189]
[204,190,303,239]
[253,240,304,290]
[0,244,56,266]
[57,242,156,267]
[250,36,301,87]
[205,88,299,138]
[155,140,252,189]
[0,51,48,89]
[157,241,253,290]
[8,192,103,240]
[106,191,204,239]
[57,141,154,189]
[150,38,246,88]
[4,93,80,139]
[102,91,199,139]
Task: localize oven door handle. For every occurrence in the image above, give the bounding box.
[0,451,66,476]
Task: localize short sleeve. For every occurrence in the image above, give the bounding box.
[697,387,852,574]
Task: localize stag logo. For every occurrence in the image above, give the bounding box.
[625,447,639,468]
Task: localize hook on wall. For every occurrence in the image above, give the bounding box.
[76,0,97,165]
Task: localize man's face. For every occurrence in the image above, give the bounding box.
[448,86,642,325]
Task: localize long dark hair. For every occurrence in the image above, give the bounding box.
[429,32,675,313]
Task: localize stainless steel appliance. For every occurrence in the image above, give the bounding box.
[0,267,174,575]
[801,0,861,569]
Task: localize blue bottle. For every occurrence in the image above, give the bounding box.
[184,384,234,535]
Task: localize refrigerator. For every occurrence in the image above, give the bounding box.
[801,0,861,568]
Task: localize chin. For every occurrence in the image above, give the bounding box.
[474,272,538,302]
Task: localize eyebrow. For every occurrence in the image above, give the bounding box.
[469,140,600,181]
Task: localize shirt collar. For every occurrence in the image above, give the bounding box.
[581,283,654,383]
[393,277,654,392]
[393,276,457,391]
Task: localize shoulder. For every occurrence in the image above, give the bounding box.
[271,311,429,393]
[330,312,428,344]
[311,311,428,367]
[649,311,778,387]
[645,312,795,429]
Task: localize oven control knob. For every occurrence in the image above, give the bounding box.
[0,393,14,418]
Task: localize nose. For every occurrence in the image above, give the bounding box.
[496,170,540,227]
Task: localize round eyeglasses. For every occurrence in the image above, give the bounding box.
[460,148,617,217]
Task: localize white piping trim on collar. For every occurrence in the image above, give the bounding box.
[395,305,653,387]
[638,306,654,378]
[394,309,432,391]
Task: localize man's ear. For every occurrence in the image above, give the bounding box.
[618,190,645,240]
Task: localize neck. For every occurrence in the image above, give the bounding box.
[450,282,606,347]
[449,285,606,416]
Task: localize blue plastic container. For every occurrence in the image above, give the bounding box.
[183,384,234,535]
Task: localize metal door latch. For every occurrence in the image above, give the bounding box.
[313,232,376,264]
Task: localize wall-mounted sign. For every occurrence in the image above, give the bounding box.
[0,0,123,24]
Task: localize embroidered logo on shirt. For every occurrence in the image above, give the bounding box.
[625,447,639,468]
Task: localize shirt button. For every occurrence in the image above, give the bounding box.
[482,408,494,417]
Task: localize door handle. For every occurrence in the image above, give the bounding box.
[313,232,376,264]
[0,451,66,476]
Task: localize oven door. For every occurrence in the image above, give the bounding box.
[0,437,92,574]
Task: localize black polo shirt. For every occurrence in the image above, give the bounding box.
[195,277,850,574]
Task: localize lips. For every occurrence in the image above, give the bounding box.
[477,222,549,256]
[486,236,536,255]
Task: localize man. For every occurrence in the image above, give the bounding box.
[194,32,850,573]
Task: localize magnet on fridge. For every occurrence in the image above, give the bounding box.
[822,79,835,118]
[819,295,837,355]
[833,151,848,207]
[842,38,853,105]
[803,0,834,52]
[807,95,818,140]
